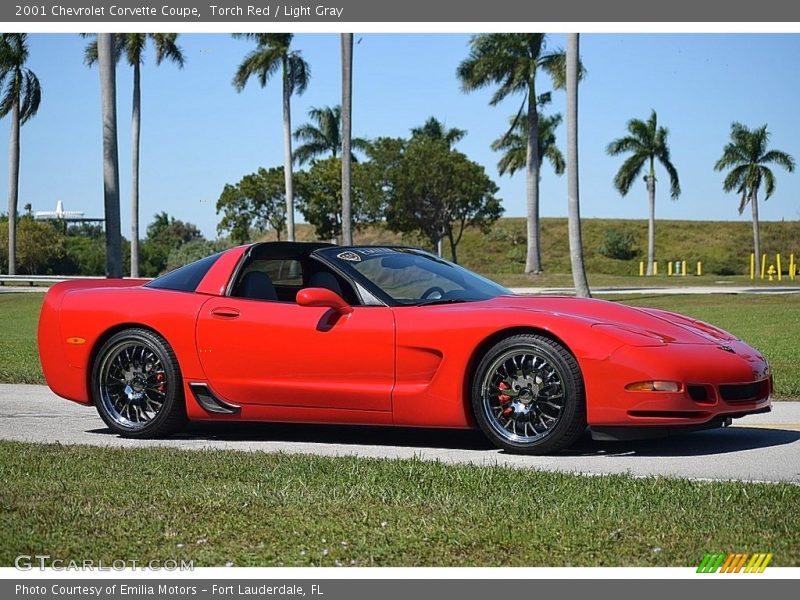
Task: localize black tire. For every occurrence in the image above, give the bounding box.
[471,333,586,454]
[91,328,186,438]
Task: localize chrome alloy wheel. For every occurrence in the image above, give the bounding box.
[97,341,168,430]
[480,348,567,443]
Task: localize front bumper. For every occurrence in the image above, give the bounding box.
[581,340,772,427]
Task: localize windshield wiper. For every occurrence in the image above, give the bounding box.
[412,298,471,307]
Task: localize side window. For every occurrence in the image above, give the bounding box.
[234,259,304,302]
[258,259,303,285]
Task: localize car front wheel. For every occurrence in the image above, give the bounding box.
[472,333,586,454]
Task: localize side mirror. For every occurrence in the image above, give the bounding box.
[296,287,354,315]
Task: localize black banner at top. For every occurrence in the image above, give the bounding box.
[3,0,800,23]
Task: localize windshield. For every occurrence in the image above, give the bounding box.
[316,247,511,306]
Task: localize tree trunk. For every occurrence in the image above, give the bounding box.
[447,228,458,264]
[751,187,761,268]
[282,58,295,242]
[98,33,123,278]
[566,34,591,298]
[7,98,20,275]
[524,78,542,274]
[645,159,656,276]
[130,60,141,278]
[340,33,354,246]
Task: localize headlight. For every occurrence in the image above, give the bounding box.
[625,381,681,392]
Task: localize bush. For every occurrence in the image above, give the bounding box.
[599,228,639,260]
[0,218,66,274]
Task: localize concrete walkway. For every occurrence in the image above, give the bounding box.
[1,384,799,484]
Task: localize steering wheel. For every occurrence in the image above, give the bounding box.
[420,286,446,300]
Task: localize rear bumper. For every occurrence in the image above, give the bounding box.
[582,341,772,427]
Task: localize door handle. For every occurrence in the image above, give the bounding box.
[210,307,240,319]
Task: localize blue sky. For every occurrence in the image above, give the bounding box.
[1,33,799,238]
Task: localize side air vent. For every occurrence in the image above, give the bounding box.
[189,382,241,414]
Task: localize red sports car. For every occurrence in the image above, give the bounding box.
[38,242,772,454]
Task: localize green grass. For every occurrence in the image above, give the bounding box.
[0,441,797,567]
[286,217,800,280]
[0,294,43,384]
[610,294,800,398]
[1,291,798,397]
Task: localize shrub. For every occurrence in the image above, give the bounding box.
[599,228,639,260]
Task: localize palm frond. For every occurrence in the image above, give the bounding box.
[286,51,310,95]
[606,135,643,156]
[760,149,796,172]
[721,164,748,194]
[760,166,776,199]
[659,150,681,199]
[18,68,41,124]
[613,153,648,196]
[151,33,185,67]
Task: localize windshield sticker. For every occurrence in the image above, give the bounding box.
[355,248,397,256]
[337,251,362,262]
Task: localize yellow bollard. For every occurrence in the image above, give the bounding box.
[776,253,782,282]
[750,253,755,280]
[654,261,658,276]
[668,261,673,276]
[791,254,796,281]
[682,260,687,276]
[761,253,767,279]
[639,261,644,277]
[697,261,702,276]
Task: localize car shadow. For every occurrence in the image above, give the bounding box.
[184,421,496,450]
[561,426,800,458]
[88,422,800,457]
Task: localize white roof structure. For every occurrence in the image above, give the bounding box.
[34,201,103,222]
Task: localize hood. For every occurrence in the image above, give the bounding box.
[484,295,737,346]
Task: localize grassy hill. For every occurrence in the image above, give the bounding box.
[276,217,800,281]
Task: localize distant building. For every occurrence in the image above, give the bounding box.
[34,200,104,223]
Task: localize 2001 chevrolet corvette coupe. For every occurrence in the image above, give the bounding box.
[38,242,772,454]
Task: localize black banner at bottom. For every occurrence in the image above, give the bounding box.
[4,579,796,600]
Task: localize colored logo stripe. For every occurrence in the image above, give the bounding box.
[697,553,773,573]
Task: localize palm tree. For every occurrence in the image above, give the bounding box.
[0,34,41,275]
[606,110,680,276]
[458,34,574,275]
[293,105,369,165]
[85,34,184,278]
[233,34,309,242]
[341,33,354,246]
[566,33,590,298]
[491,104,564,178]
[97,33,122,278]
[411,117,466,146]
[714,123,795,265]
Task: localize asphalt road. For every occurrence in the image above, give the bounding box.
[1,383,799,484]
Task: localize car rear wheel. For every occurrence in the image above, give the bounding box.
[472,333,586,454]
[91,328,186,438]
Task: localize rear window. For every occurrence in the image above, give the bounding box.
[145,252,222,292]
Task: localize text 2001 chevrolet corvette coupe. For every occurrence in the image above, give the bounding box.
[38,242,772,454]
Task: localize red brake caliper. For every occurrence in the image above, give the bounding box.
[498,382,514,416]
[156,372,166,393]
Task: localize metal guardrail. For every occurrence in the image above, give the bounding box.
[1,275,111,286]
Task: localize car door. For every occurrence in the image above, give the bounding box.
[195,296,395,412]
